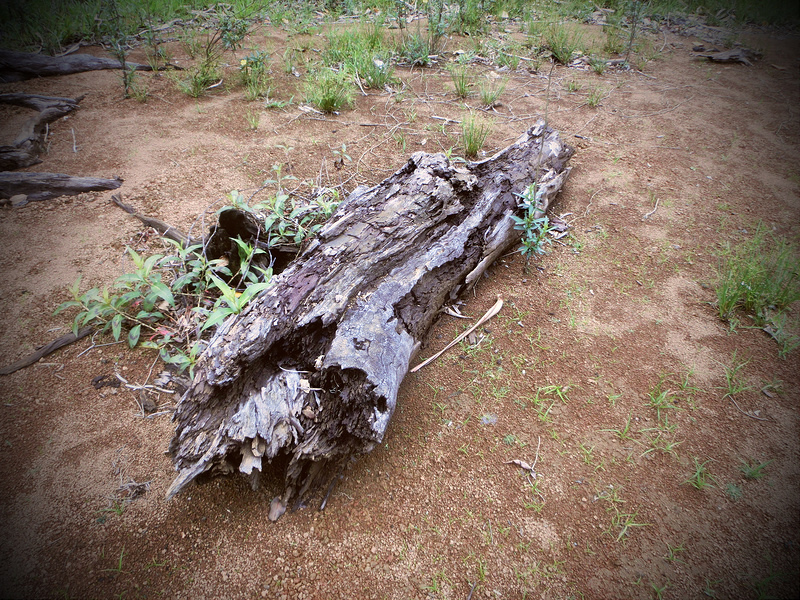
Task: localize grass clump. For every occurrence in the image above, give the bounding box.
[543,23,584,64]
[715,224,800,344]
[304,69,355,113]
[449,66,473,99]
[478,75,508,108]
[683,457,717,490]
[461,113,492,159]
[323,26,394,90]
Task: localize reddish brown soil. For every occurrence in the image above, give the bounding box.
[0,19,798,600]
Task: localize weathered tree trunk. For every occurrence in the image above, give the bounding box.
[167,122,574,518]
[0,93,84,170]
[0,172,122,204]
[0,49,151,83]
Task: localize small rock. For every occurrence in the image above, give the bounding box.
[10,194,28,207]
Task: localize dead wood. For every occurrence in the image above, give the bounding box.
[692,47,760,66]
[0,172,123,204]
[166,121,574,517]
[110,194,192,246]
[0,49,151,83]
[0,93,85,170]
[0,326,93,376]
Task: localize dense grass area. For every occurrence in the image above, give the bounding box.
[1,0,797,54]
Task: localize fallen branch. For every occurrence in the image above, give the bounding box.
[0,93,85,170]
[0,326,93,376]
[0,172,122,204]
[0,49,152,83]
[110,194,192,246]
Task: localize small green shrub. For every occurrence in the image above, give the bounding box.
[239,50,270,100]
[56,187,340,374]
[512,182,554,258]
[400,33,434,66]
[304,69,355,113]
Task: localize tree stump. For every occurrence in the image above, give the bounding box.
[167,121,574,518]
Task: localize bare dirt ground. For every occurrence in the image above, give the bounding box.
[0,17,798,600]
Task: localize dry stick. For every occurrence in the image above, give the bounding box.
[727,395,770,422]
[0,326,93,376]
[410,296,504,373]
[642,197,659,220]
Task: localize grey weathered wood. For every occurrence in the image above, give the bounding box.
[0,172,122,203]
[0,49,151,83]
[0,93,84,170]
[167,122,574,517]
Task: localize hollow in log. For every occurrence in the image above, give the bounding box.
[167,122,574,518]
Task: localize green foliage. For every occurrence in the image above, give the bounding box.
[239,50,270,100]
[322,24,394,88]
[715,224,800,335]
[683,457,717,490]
[452,0,488,35]
[304,68,355,113]
[56,186,339,374]
[543,23,584,64]
[460,113,492,159]
[449,66,473,99]
[740,458,773,480]
[399,33,434,67]
[512,183,554,258]
[478,76,508,108]
[216,4,249,49]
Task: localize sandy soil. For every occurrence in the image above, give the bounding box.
[0,16,798,600]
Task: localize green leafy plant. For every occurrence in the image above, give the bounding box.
[216,4,249,50]
[56,184,339,375]
[399,32,434,66]
[589,55,607,74]
[239,50,270,100]
[512,183,555,258]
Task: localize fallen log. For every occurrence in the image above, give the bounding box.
[167,121,574,518]
[0,49,152,83]
[0,93,85,170]
[0,172,122,204]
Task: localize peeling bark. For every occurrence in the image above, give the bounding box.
[167,122,574,516]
